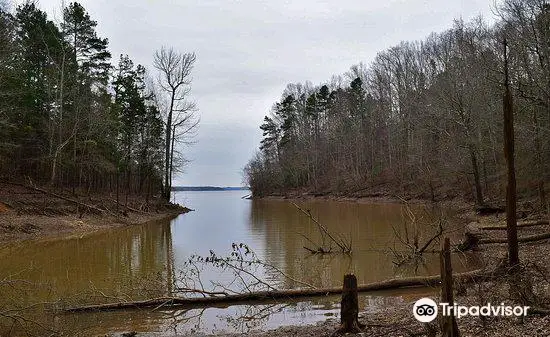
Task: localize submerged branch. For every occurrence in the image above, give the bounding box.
[291,202,352,254]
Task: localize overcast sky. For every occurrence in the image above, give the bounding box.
[18,0,497,186]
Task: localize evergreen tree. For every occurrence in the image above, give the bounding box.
[7,3,63,175]
[0,1,170,198]
[62,2,110,82]
[0,6,15,166]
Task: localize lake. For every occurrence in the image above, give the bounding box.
[0,191,479,336]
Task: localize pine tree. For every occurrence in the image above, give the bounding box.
[62,2,110,82]
[61,2,112,191]
[10,3,63,176]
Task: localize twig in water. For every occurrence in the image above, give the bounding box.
[291,202,352,254]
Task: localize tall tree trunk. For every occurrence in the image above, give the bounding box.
[116,167,120,213]
[164,91,175,201]
[533,109,547,210]
[169,125,176,197]
[51,50,66,187]
[469,144,484,205]
[72,132,77,195]
[503,39,519,268]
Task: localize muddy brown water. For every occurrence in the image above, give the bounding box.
[0,191,480,336]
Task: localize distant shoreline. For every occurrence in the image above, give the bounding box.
[172,186,249,192]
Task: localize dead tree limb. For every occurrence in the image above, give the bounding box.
[107,198,146,214]
[291,202,351,253]
[503,38,519,268]
[418,221,444,254]
[64,268,498,313]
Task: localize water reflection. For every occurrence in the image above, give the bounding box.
[0,191,480,336]
[248,198,479,289]
[0,219,176,336]
[0,219,174,304]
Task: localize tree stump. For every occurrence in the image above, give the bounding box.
[440,237,460,337]
[339,274,361,333]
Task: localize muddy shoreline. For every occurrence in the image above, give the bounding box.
[0,210,187,245]
[0,182,191,244]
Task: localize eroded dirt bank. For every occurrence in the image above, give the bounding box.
[0,182,190,243]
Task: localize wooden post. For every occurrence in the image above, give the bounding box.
[339,274,361,333]
[440,237,460,337]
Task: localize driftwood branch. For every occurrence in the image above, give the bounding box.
[65,268,497,313]
[391,210,444,266]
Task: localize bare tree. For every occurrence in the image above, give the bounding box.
[497,0,549,211]
[153,47,197,200]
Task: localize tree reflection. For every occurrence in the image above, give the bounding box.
[220,303,291,332]
[248,199,480,288]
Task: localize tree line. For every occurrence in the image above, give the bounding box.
[0,1,197,201]
[245,0,549,210]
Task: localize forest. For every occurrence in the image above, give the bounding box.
[0,1,197,201]
[245,0,549,211]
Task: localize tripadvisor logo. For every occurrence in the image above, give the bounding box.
[413,298,438,322]
[412,298,530,322]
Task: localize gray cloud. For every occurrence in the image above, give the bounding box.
[175,123,262,186]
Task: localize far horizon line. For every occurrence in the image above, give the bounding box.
[173,185,248,187]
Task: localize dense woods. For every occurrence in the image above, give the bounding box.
[245,0,550,210]
[0,1,196,201]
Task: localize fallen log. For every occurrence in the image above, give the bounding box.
[481,219,549,230]
[478,232,550,244]
[528,307,550,316]
[65,268,497,313]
